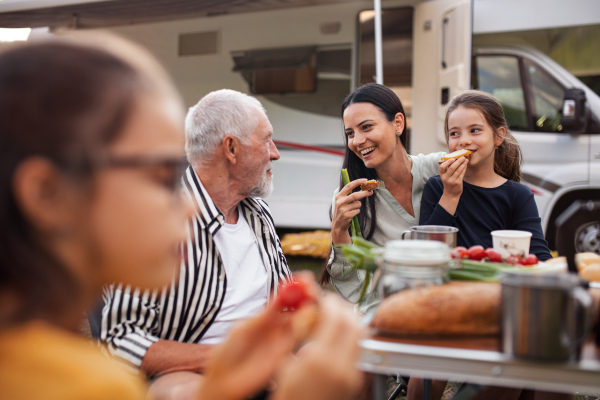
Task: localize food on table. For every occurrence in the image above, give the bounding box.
[336,236,381,302]
[371,281,500,336]
[575,252,600,282]
[360,179,381,191]
[451,245,539,266]
[438,149,473,164]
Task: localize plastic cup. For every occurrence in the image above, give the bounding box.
[491,230,532,259]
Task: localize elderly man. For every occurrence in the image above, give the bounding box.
[99,89,291,398]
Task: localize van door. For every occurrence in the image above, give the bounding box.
[592,135,600,186]
[411,0,472,154]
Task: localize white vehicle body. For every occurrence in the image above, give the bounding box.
[1,0,598,252]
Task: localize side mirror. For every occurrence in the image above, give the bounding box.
[560,88,588,134]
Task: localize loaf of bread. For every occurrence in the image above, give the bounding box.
[575,252,600,282]
[360,180,381,191]
[438,149,473,164]
[370,281,500,336]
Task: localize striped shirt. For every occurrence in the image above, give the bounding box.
[99,166,291,369]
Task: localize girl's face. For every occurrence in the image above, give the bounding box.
[447,105,504,170]
[83,94,193,290]
[343,102,404,170]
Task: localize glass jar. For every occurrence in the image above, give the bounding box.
[377,239,450,298]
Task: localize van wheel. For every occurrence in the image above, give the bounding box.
[575,222,600,255]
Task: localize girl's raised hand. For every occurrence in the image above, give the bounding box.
[438,157,468,215]
[331,178,373,245]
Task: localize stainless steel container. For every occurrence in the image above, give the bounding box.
[401,225,458,248]
[501,272,593,362]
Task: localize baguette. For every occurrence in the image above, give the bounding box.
[370,281,500,336]
[438,149,473,164]
[360,180,381,191]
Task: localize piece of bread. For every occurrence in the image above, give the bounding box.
[360,180,381,191]
[370,281,500,336]
[575,253,600,282]
[438,149,473,164]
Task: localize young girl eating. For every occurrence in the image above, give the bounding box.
[420,90,552,261]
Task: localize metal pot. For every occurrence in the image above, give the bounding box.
[501,272,593,362]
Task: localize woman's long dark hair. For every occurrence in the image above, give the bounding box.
[320,83,407,286]
[444,90,522,182]
[0,40,150,327]
[340,83,407,240]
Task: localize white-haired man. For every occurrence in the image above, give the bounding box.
[100,89,291,399]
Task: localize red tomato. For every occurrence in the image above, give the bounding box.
[451,246,469,259]
[485,248,503,263]
[277,280,311,309]
[506,255,523,266]
[521,254,539,266]
[467,245,486,261]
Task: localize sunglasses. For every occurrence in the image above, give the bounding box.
[104,155,189,193]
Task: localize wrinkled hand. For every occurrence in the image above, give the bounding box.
[331,179,372,244]
[438,157,467,215]
[271,294,364,400]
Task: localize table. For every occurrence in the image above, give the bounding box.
[359,334,600,399]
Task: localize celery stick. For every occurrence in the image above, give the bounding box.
[341,168,363,238]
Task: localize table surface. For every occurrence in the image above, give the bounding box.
[359,333,600,394]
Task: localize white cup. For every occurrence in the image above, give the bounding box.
[491,230,532,259]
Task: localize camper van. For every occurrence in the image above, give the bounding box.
[1,0,599,253]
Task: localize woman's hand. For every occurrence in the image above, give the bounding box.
[438,157,468,215]
[331,178,373,244]
[270,294,364,400]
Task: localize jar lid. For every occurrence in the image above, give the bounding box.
[383,240,450,266]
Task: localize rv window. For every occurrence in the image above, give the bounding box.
[231,46,317,94]
[474,55,529,131]
[523,59,565,133]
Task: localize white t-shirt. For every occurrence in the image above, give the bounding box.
[200,209,268,344]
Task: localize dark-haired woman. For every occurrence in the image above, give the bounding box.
[323,83,444,302]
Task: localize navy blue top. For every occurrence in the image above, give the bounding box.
[420,177,552,261]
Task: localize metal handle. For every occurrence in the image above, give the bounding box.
[569,286,594,347]
[441,17,448,69]
[401,230,411,240]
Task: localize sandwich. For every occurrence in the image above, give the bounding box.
[360,180,381,191]
[438,149,473,164]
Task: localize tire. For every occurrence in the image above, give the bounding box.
[574,222,600,255]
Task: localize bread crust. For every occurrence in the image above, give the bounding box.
[370,281,500,336]
[360,180,381,191]
[438,149,473,164]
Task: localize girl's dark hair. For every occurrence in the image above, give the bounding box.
[0,39,151,326]
[444,90,522,182]
[340,83,407,240]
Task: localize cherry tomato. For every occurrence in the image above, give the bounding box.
[467,245,486,261]
[451,246,469,259]
[277,280,311,309]
[485,248,503,263]
[521,254,539,266]
[506,255,523,266]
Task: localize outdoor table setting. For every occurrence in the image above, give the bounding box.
[341,225,600,400]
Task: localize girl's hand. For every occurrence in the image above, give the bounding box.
[270,294,364,400]
[438,157,468,215]
[331,178,373,245]
[201,288,303,400]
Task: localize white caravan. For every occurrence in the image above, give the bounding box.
[1,0,599,253]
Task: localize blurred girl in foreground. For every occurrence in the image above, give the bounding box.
[0,36,362,400]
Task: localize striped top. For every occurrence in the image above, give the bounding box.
[99,166,291,370]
